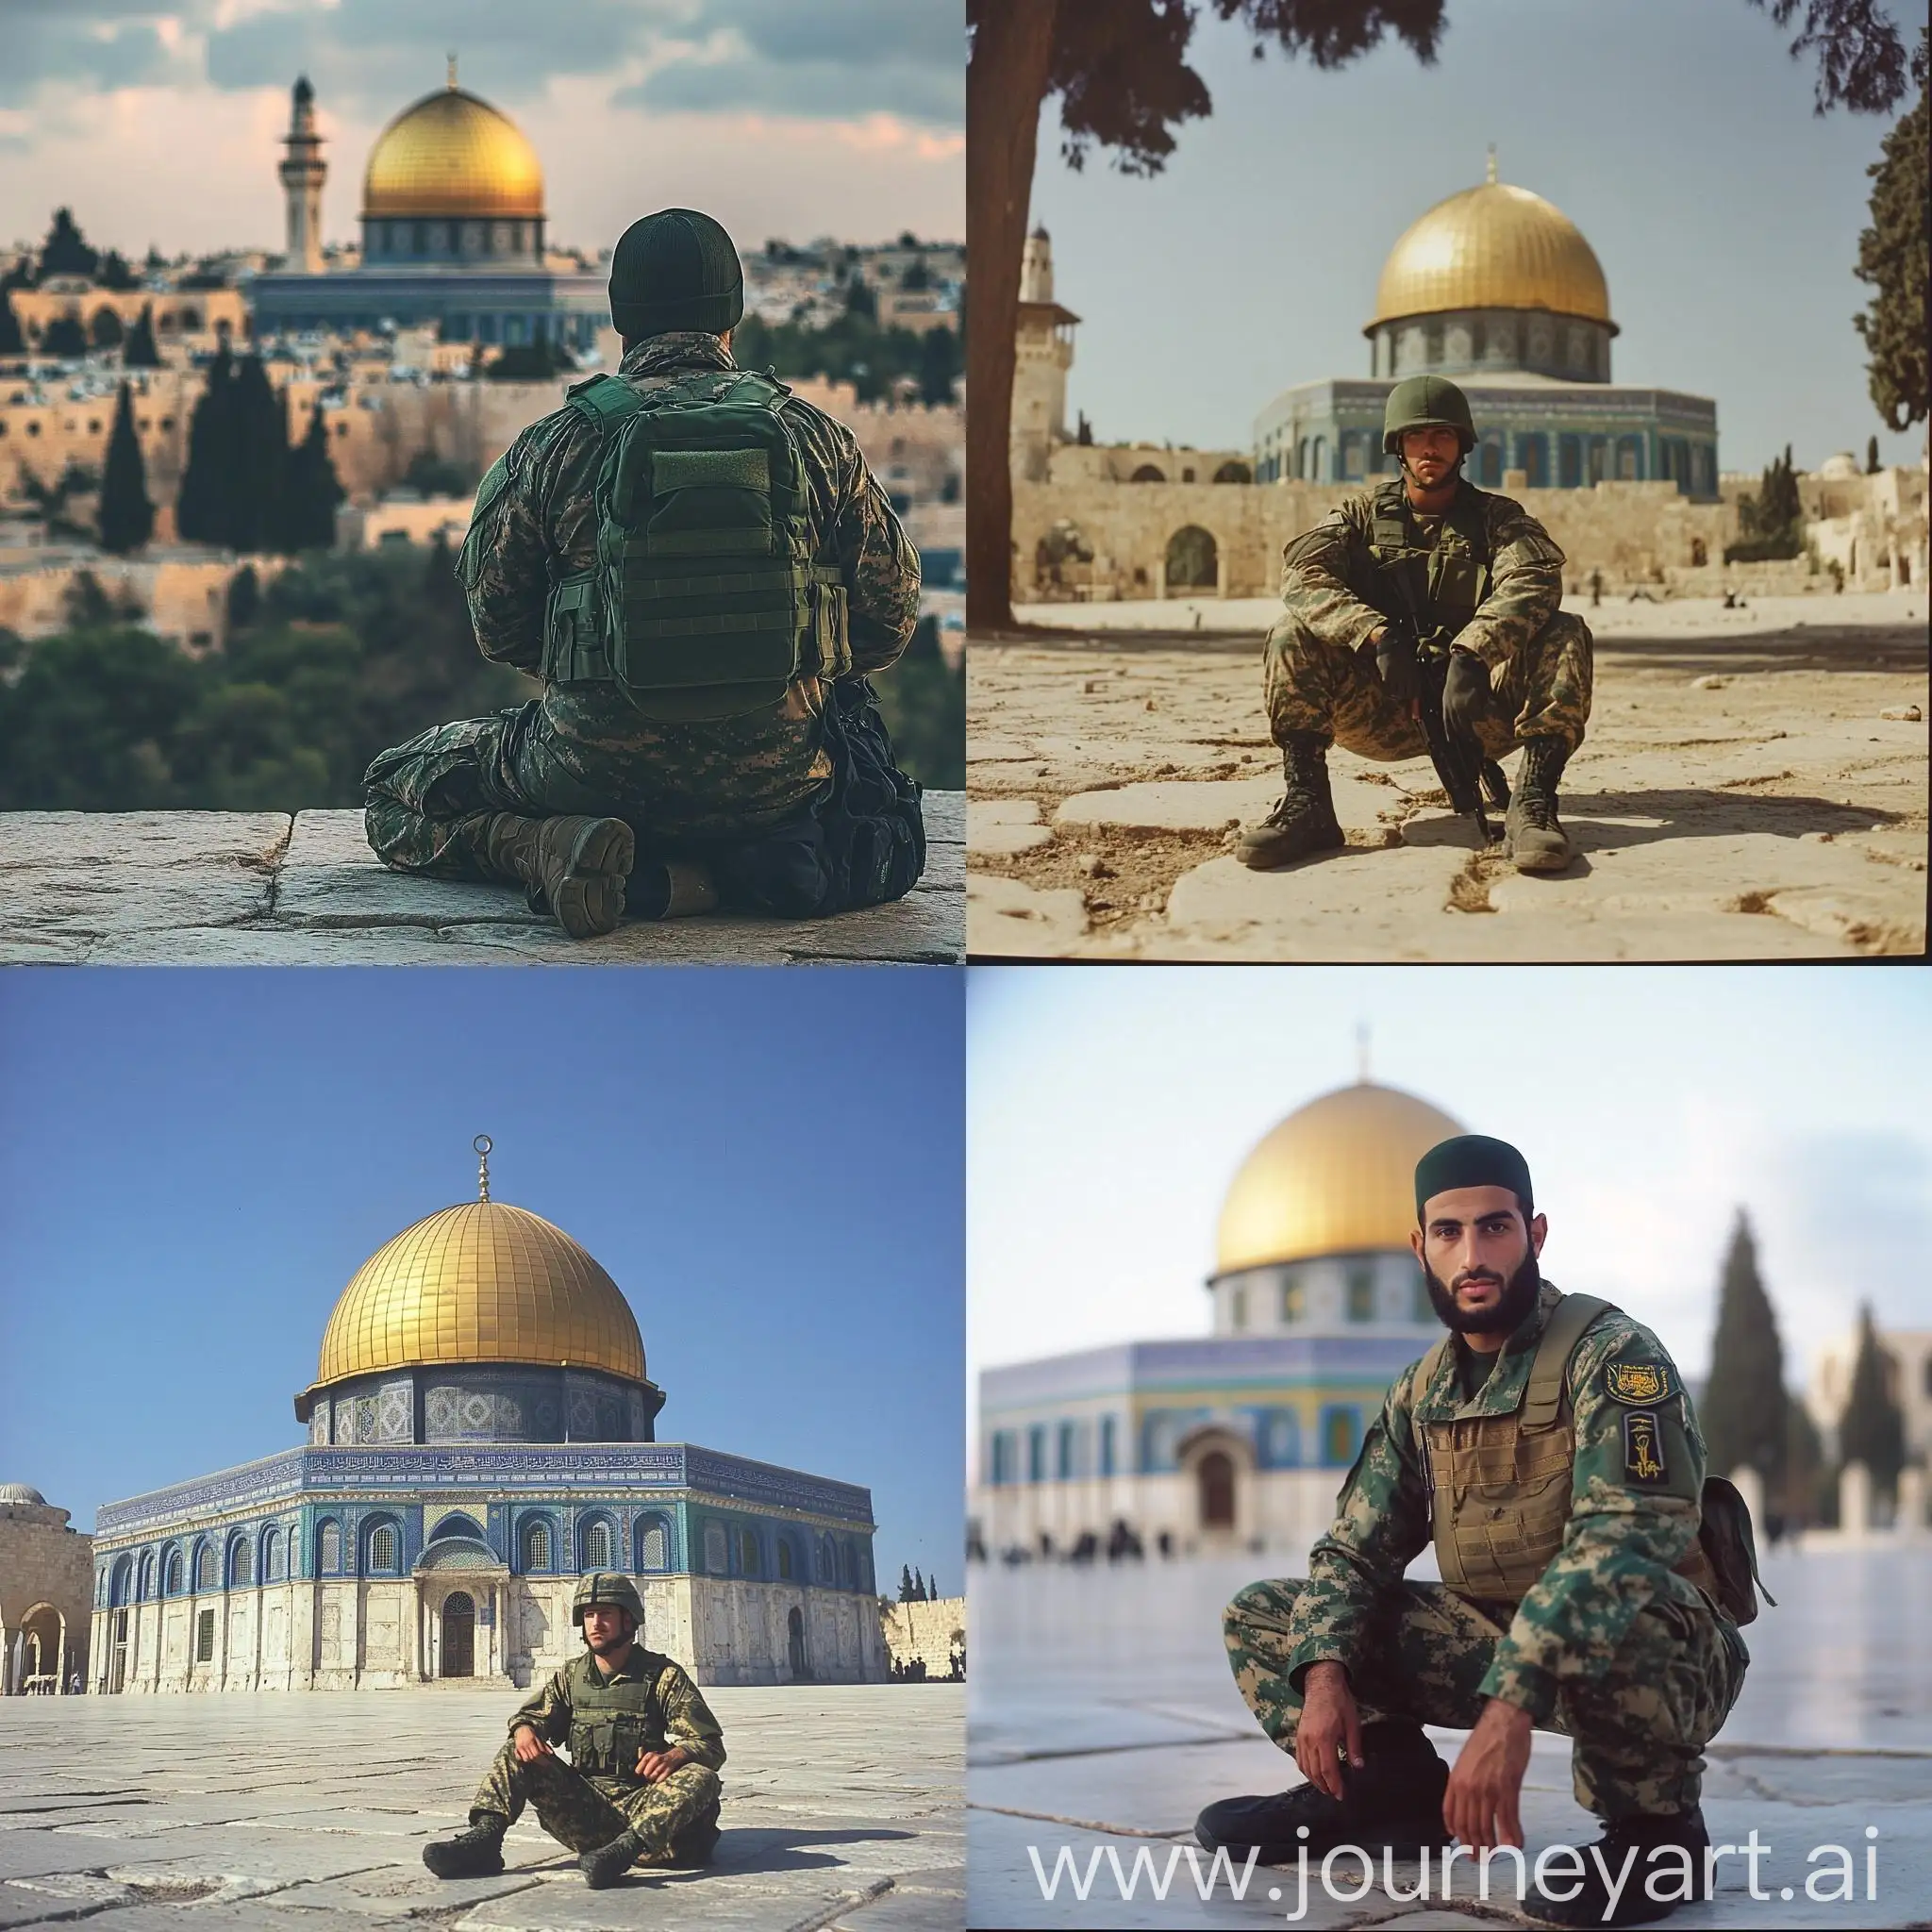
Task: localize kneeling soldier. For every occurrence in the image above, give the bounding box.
[423,1573,725,1890]
[1241,376,1592,874]
[1199,1134,1760,1930]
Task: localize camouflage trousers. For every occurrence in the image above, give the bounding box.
[471,1740,722,1864]
[362,686,831,880]
[1224,1578,1746,1820]
[1262,611,1593,758]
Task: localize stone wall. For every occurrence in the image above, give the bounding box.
[879,1595,966,1676]
[0,1501,94,1692]
[0,552,262,649]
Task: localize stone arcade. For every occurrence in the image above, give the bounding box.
[87,1141,885,1694]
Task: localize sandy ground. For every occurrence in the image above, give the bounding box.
[967,592,1928,961]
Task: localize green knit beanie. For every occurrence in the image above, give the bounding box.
[608,208,744,341]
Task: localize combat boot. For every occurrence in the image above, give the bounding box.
[482,812,635,939]
[1503,738,1576,873]
[579,1826,647,1889]
[1194,1722,1452,1863]
[422,1813,507,1879]
[1524,1808,1710,1927]
[1235,732,1345,870]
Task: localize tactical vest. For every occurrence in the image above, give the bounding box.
[1408,1291,1721,1608]
[565,1650,673,1780]
[540,368,851,722]
[1365,479,1491,645]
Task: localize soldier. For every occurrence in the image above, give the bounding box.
[422,1573,726,1890]
[363,207,925,938]
[1238,375,1593,875]
[1197,1134,1754,1930]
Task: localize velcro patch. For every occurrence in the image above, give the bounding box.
[1605,1360,1674,1405]
[1622,1408,1668,1485]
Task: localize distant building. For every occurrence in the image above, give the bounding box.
[0,1485,92,1694]
[1807,1327,1932,1467]
[971,1078,1464,1560]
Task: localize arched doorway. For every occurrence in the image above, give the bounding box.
[787,1607,808,1680]
[1165,525,1218,591]
[1197,1452,1236,1530]
[1129,464,1166,483]
[16,1605,63,1693]
[440,1592,475,1678]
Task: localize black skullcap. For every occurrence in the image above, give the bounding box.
[608,208,744,341]
[1415,1134,1534,1221]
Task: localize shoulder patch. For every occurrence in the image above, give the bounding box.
[1621,1408,1669,1485]
[1605,1360,1674,1405]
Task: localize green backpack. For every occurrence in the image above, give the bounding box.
[538,367,852,721]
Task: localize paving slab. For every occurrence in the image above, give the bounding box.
[970,592,1928,960]
[0,1685,960,1929]
[0,796,963,965]
[967,799,1052,858]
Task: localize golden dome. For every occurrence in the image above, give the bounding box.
[362,84,544,221]
[1215,1082,1465,1274]
[1368,174,1612,330]
[314,1199,643,1387]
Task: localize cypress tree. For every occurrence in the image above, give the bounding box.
[1838,1303,1907,1497]
[123,303,161,369]
[97,380,153,555]
[898,1564,915,1603]
[1855,25,1928,434]
[280,404,345,551]
[1700,1211,1788,1491]
[225,356,287,553]
[0,292,24,356]
[176,347,235,544]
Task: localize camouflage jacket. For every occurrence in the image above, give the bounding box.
[508,1644,726,1775]
[1287,1281,1707,1724]
[459,332,921,681]
[1278,484,1565,673]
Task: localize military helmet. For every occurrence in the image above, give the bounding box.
[1382,375,1477,456]
[572,1572,644,1628]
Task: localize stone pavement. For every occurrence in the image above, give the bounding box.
[967,593,1927,960]
[0,1682,962,1930]
[968,1546,1932,1928]
[0,796,963,966]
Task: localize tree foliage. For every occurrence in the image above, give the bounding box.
[284,405,347,550]
[123,303,161,369]
[0,292,23,357]
[733,311,961,407]
[1743,0,1913,113]
[177,354,343,553]
[37,208,98,280]
[1700,1212,1788,1492]
[1853,26,1928,431]
[1726,445,1805,561]
[97,380,154,556]
[1837,1302,1906,1495]
[40,314,87,358]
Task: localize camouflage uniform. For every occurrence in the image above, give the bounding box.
[363,332,922,875]
[471,1646,726,1863]
[1224,1283,1748,1820]
[1263,490,1593,759]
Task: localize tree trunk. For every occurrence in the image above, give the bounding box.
[966,0,1058,633]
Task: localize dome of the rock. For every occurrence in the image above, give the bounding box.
[361,83,544,222]
[1215,1082,1466,1274]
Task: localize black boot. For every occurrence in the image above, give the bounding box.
[482,812,635,939]
[422,1812,507,1879]
[1194,1724,1451,1863]
[1236,732,1345,870]
[1504,738,1576,873]
[1525,1808,1710,1928]
[579,1826,647,1889]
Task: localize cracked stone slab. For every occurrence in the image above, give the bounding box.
[1055,770,1404,842]
[966,874,1091,958]
[276,811,541,929]
[969,798,1053,858]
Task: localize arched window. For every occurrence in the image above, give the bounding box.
[1164,525,1218,591]
[704,1523,728,1575]
[1198,1451,1236,1528]
[319,1521,341,1574]
[524,1520,552,1571]
[227,1537,253,1588]
[581,1521,612,1571]
[138,1552,155,1601]
[776,1540,794,1582]
[817,1533,836,1583]
[262,1528,283,1583]
[737,1529,758,1576]
[194,1541,218,1591]
[369,1524,399,1573]
[164,1547,184,1595]
[638,1519,669,1572]
[429,1512,484,1544]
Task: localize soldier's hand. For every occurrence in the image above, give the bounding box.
[636,1747,688,1784]
[512,1725,553,1764]
[1374,627,1420,707]
[1441,649,1489,738]
[1294,1661,1363,1802]
[1442,1698,1532,1850]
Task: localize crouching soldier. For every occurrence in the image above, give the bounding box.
[423,1573,725,1890]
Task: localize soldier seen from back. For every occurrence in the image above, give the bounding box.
[1238,376,1593,875]
[422,1573,726,1890]
[363,208,925,939]
[1197,1135,1768,1930]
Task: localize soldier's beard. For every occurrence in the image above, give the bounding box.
[1423,1245,1542,1337]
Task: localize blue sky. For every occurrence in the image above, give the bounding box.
[970,966,1931,1435]
[0,968,964,1595]
[1030,0,1926,472]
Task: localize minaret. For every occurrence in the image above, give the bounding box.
[279,76,326,274]
[1011,225,1078,481]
